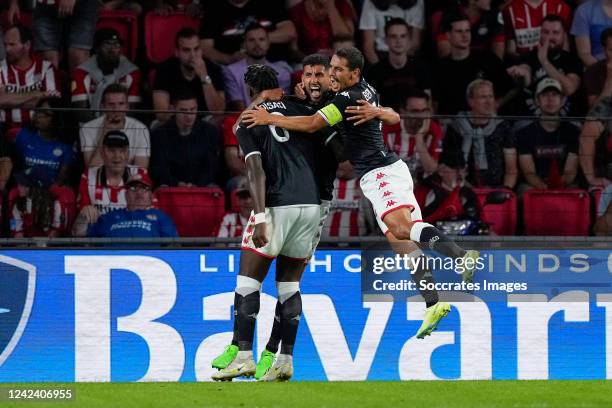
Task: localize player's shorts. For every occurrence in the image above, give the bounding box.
[306,200,332,260]
[241,205,321,260]
[359,159,423,235]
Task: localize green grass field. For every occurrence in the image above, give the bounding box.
[1,381,611,408]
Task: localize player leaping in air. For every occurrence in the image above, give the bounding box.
[242,47,480,340]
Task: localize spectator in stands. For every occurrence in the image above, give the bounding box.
[288,0,356,59]
[359,0,425,64]
[516,78,579,191]
[153,28,225,124]
[382,88,442,183]
[0,25,60,131]
[150,90,220,187]
[579,96,612,187]
[223,23,292,111]
[322,161,366,238]
[10,166,62,238]
[443,79,518,188]
[366,18,431,110]
[216,177,253,238]
[584,28,612,108]
[221,114,246,187]
[507,14,582,118]
[72,28,141,124]
[430,0,505,59]
[25,0,101,70]
[594,183,612,235]
[417,152,483,234]
[0,136,13,193]
[73,130,149,236]
[14,98,75,186]
[432,13,515,115]
[87,173,178,238]
[503,0,571,59]
[571,0,612,67]
[200,0,297,64]
[80,84,150,168]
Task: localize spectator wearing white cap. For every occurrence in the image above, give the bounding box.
[515,78,579,192]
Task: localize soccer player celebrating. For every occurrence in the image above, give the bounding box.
[242,47,480,340]
[210,65,324,382]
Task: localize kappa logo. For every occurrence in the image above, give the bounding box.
[428,236,440,250]
[0,256,36,368]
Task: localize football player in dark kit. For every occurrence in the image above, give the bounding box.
[243,47,481,341]
[210,65,324,382]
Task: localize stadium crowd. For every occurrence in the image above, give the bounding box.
[0,0,610,239]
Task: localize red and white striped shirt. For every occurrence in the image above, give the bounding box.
[216,212,248,238]
[382,120,443,179]
[78,165,148,215]
[10,198,62,237]
[0,56,60,126]
[503,0,571,54]
[71,68,141,106]
[323,178,365,238]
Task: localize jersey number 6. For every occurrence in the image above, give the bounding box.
[268,112,290,143]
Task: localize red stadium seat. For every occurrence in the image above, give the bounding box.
[522,189,591,236]
[473,188,517,236]
[144,12,201,64]
[96,10,139,61]
[155,187,225,237]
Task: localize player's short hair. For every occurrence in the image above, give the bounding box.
[244,64,279,94]
[172,88,198,104]
[302,53,330,69]
[441,11,469,33]
[384,17,410,36]
[102,83,129,102]
[334,47,364,71]
[7,24,32,44]
[403,87,430,104]
[466,78,494,100]
[175,27,198,47]
[601,27,612,48]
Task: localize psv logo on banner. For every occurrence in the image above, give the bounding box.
[0,256,36,368]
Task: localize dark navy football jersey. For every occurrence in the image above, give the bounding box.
[237,97,320,207]
[317,78,399,178]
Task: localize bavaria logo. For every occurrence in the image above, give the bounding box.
[0,255,36,368]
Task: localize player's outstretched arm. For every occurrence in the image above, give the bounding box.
[345,99,400,126]
[242,105,328,133]
[232,88,285,135]
[245,154,269,248]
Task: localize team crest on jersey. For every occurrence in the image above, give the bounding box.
[146,214,157,221]
[0,256,36,368]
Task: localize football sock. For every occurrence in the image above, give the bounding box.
[409,222,467,259]
[232,275,262,351]
[407,249,439,308]
[265,300,282,354]
[277,281,302,356]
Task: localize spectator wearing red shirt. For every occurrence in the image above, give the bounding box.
[73,131,149,236]
[382,88,442,183]
[503,0,571,58]
[0,25,60,130]
[431,0,505,59]
[222,114,246,190]
[288,0,356,60]
[72,28,142,124]
[216,177,254,238]
[322,161,365,238]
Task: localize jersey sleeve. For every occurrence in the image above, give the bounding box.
[236,126,263,161]
[42,63,60,95]
[158,211,179,237]
[317,91,354,126]
[71,68,89,103]
[127,70,142,104]
[78,173,91,209]
[216,213,232,238]
[428,122,444,160]
[87,214,107,237]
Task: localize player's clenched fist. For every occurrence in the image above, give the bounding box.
[252,223,269,248]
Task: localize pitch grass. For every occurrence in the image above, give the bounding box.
[1,381,611,408]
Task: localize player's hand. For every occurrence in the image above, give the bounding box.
[294,82,306,100]
[252,223,269,248]
[261,88,284,101]
[345,99,380,126]
[58,0,76,17]
[242,105,272,128]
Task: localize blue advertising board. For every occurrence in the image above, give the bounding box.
[0,249,610,381]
